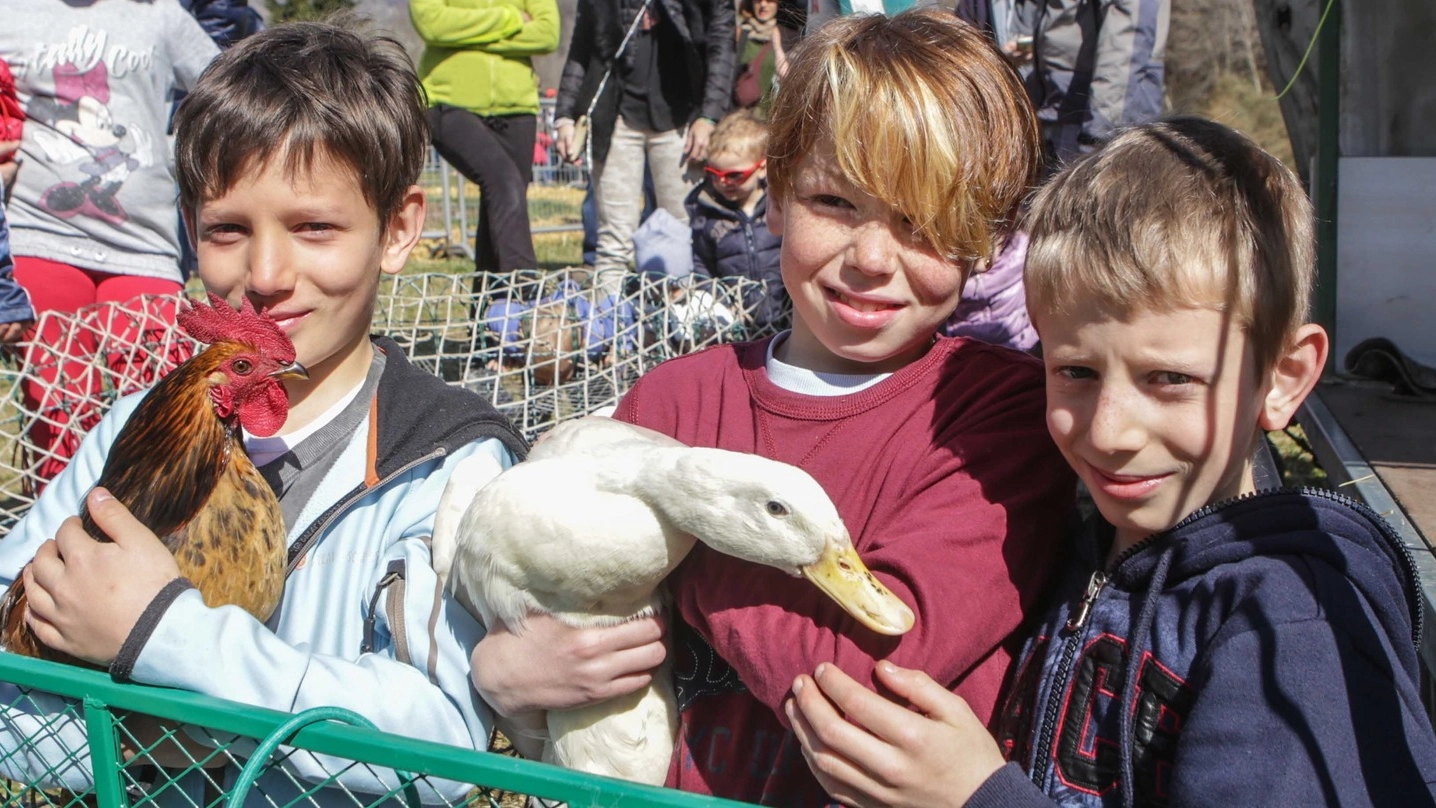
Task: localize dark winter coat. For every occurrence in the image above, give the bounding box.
[685,183,786,329]
[555,0,735,163]
[971,488,1436,808]
[179,0,262,48]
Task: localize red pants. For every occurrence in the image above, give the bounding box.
[13,257,185,486]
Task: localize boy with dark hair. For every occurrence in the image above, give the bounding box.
[472,10,1075,804]
[0,21,527,804]
[787,117,1436,807]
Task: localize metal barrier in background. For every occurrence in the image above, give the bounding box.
[0,268,788,532]
[0,652,754,808]
[0,268,788,805]
[422,99,587,260]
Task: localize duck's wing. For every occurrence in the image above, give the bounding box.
[528,416,684,462]
[449,456,695,630]
[432,448,509,588]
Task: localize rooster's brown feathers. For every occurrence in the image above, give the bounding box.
[1,326,292,664]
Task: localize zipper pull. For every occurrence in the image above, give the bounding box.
[1065,571,1108,633]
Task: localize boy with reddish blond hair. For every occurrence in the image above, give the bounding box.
[471,9,1075,804]
[788,117,1436,807]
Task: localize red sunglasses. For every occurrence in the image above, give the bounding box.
[704,160,765,184]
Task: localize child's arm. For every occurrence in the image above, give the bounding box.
[690,220,717,279]
[787,661,1051,808]
[1166,612,1436,804]
[13,434,512,801]
[0,397,137,788]
[0,205,34,340]
[621,359,1074,725]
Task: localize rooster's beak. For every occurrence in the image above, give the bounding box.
[269,360,309,381]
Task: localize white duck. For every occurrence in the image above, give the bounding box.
[432,416,914,786]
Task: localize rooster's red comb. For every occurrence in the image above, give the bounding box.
[178,293,296,362]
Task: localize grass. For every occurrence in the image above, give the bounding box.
[1270,424,1328,488]
[1199,72,1297,169]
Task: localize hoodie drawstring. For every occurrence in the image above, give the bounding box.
[1119,544,1175,808]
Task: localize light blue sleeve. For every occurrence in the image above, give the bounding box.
[0,392,145,788]
[126,438,518,803]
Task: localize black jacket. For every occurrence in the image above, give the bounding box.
[973,489,1436,807]
[556,0,735,163]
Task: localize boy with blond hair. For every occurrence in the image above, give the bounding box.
[470,10,1075,804]
[686,108,786,328]
[787,117,1436,807]
[0,21,527,804]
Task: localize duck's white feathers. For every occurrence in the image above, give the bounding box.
[547,679,678,781]
[451,454,696,630]
[436,416,885,789]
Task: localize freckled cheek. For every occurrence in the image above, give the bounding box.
[903,259,966,304]
[1047,406,1078,446]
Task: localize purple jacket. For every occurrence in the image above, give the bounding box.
[944,230,1037,352]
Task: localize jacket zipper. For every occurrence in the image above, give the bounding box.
[743,219,757,280]
[1028,486,1424,787]
[284,449,448,576]
[1029,531,1162,787]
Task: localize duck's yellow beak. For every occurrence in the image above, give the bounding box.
[801,540,915,636]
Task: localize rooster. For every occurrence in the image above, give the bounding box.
[0,293,306,664]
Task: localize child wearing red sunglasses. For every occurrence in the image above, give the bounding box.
[684,108,787,328]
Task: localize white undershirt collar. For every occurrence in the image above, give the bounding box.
[764,331,892,396]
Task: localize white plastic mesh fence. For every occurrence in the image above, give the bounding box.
[0,269,788,535]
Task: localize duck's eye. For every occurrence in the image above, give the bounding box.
[232,358,254,375]
[766,501,789,517]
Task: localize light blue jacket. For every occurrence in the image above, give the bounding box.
[0,338,527,805]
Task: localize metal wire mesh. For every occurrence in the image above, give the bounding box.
[1,653,749,807]
[0,267,784,806]
[0,267,787,533]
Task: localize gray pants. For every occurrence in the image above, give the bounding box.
[591,116,694,296]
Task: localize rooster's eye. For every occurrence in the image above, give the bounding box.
[232,358,254,375]
[766,501,789,517]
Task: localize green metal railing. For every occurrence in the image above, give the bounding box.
[0,652,752,808]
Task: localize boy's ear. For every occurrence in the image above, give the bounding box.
[1259,323,1329,431]
[768,194,785,237]
[379,185,427,276]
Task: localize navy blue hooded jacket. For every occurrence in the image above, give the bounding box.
[685,183,787,330]
[970,488,1436,807]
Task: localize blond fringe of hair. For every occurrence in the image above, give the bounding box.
[1024,117,1315,372]
[708,108,771,163]
[766,8,1039,265]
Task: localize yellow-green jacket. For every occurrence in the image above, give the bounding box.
[410,0,560,117]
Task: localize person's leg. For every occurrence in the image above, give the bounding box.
[12,258,101,486]
[582,182,598,267]
[592,117,648,297]
[485,113,539,269]
[428,106,539,272]
[645,124,692,225]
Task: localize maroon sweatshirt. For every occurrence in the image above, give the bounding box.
[616,335,1076,805]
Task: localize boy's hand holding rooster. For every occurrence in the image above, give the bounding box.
[1,294,304,670]
[22,487,181,665]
